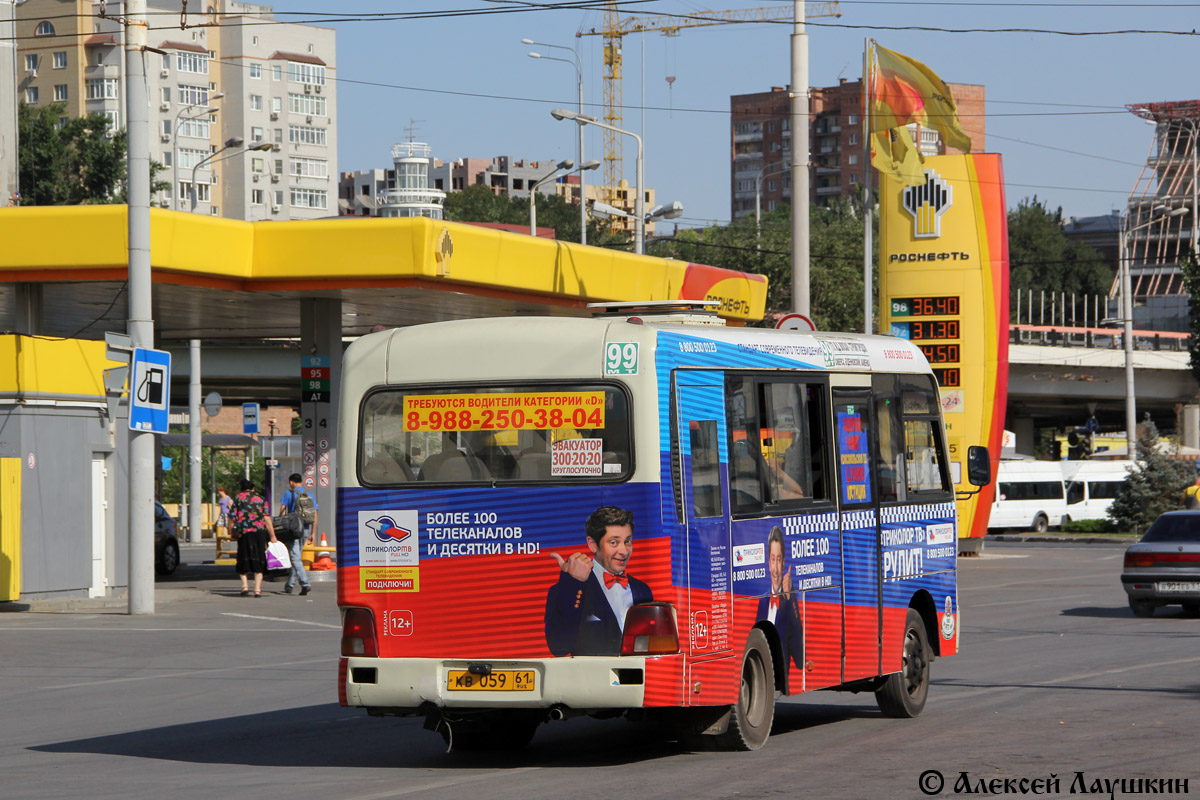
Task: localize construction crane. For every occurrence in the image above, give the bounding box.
[577,3,841,211]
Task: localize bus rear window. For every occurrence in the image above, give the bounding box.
[358,384,632,486]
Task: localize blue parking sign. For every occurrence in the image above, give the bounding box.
[129,348,171,433]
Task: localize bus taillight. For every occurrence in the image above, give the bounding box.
[621,602,679,656]
[341,607,378,657]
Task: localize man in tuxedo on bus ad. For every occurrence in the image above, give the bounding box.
[757,525,805,686]
[544,506,653,657]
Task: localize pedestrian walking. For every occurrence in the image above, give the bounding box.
[278,473,317,596]
[231,478,277,597]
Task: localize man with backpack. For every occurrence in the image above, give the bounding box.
[279,473,319,595]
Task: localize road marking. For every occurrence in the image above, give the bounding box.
[44,657,329,690]
[221,612,341,629]
[970,592,1093,608]
[346,767,543,799]
[940,655,1200,701]
[970,570,1114,591]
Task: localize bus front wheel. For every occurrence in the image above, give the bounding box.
[875,608,931,718]
[715,628,775,751]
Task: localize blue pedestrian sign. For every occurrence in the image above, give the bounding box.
[129,348,171,433]
[243,402,260,434]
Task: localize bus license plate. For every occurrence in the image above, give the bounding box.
[446,670,536,692]
[1155,582,1200,593]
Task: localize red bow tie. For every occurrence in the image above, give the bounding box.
[769,596,780,612]
[603,571,629,589]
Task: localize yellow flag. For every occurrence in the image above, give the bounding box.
[871,44,971,153]
[871,127,924,186]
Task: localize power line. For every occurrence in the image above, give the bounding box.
[803,20,1200,35]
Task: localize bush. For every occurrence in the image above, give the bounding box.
[1060,518,1117,534]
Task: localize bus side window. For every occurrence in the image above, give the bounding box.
[726,376,764,511]
[874,393,905,504]
[689,420,723,518]
[1066,481,1084,505]
[898,375,953,495]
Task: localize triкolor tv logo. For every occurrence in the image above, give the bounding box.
[902,170,953,239]
[359,510,419,567]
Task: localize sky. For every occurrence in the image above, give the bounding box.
[254,1,1200,228]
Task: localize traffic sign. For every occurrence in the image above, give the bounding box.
[243,402,260,434]
[776,313,816,332]
[129,348,171,433]
[204,391,223,417]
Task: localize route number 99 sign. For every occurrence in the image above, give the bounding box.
[604,342,639,375]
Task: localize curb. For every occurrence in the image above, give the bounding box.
[991,534,1136,545]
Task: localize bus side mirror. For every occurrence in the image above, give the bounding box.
[966,446,991,487]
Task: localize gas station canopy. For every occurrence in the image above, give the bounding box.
[0,207,768,342]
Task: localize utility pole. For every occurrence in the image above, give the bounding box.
[125,0,155,613]
[791,1,811,316]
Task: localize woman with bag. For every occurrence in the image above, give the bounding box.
[230,478,277,597]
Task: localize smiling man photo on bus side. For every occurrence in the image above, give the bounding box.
[757,525,805,686]
[544,505,653,657]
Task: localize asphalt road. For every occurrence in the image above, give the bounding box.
[0,540,1196,800]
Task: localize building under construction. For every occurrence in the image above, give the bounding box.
[1123,101,1200,332]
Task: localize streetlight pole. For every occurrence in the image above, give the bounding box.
[1120,206,1189,462]
[530,159,599,237]
[529,159,573,236]
[190,139,272,213]
[551,109,643,254]
[173,93,223,211]
[525,40,587,245]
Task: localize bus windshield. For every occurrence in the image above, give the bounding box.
[358,383,632,485]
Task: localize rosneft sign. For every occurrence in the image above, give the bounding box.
[903,170,953,239]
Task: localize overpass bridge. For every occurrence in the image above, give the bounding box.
[1005,324,1197,454]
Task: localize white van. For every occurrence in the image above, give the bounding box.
[1063,461,1132,523]
[989,460,1068,532]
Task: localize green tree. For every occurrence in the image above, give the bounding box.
[648,197,871,331]
[1007,197,1113,322]
[17,102,169,205]
[160,443,265,505]
[444,182,626,247]
[1106,416,1193,533]
[18,102,128,205]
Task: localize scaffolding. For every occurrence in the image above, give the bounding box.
[1122,101,1200,328]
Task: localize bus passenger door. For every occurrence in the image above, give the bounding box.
[674,375,733,667]
[832,388,882,682]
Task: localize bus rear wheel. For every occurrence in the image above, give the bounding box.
[1030,513,1049,533]
[875,608,931,718]
[436,710,540,752]
[715,628,775,751]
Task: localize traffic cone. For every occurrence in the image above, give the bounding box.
[320,532,328,546]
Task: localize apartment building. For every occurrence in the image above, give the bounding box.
[14,0,336,220]
[730,80,986,220]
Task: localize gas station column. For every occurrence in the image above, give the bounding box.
[1014,417,1035,457]
[299,298,342,545]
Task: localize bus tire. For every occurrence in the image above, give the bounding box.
[715,628,775,751]
[1031,513,1049,533]
[438,711,540,752]
[875,608,931,719]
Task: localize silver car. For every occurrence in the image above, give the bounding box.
[1121,510,1200,617]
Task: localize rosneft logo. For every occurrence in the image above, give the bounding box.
[902,170,952,239]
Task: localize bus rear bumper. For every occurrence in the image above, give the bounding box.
[343,656,649,711]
